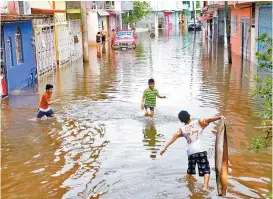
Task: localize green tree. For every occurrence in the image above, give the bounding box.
[248,33,272,152]
[122,1,152,30]
[196,1,201,9]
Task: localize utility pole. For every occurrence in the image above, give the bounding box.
[192,1,196,34]
[224,1,232,64]
[81,1,89,62]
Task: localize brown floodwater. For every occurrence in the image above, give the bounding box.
[1,29,272,199]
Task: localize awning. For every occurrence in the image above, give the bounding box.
[0,14,49,22]
[31,8,67,15]
[98,10,109,16]
[196,14,212,22]
[108,11,124,15]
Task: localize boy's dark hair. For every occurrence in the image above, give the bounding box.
[45,84,53,91]
[178,110,191,123]
[148,78,155,84]
[97,32,100,34]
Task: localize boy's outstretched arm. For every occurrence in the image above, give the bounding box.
[206,116,225,123]
[47,99,60,105]
[159,95,166,98]
[156,91,166,99]
[160,130,182,155]
[199,116,226,128]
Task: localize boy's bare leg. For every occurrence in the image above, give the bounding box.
[36,118,41,121]
[145,108,153,117]
[49,114,56,118]
[202,174,210,191]
[150,111,154,118]
[147,110,154,117]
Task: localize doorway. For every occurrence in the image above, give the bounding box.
[240,17,250,60]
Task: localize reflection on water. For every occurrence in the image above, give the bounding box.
[142,120,164,159]
[1,29,272,199]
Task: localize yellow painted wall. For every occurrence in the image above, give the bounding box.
[54,2,67,63]
[55,1,66,10]
[54,12,67,62]
[28,1,53,9]
[29,1,66,10]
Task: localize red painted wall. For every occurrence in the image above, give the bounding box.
[164,12,172,27]
[8,1,19,14]
[230,4,252,57]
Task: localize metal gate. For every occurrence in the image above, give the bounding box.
[69,19,83,61]
[55,14,71,68]
[33,17,57,79]
[217,9,231,45]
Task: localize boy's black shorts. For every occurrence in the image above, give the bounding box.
[187,151,211,176]
[144,105,154,112]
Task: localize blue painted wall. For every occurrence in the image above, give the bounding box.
[258,5,272,52]
[3,20,36,93]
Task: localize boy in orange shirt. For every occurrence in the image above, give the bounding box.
[36,84,60,120]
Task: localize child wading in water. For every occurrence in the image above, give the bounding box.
[141,79,166,117]
[36,84,60,120]
[160,110,225,191]
[96,32,101,51]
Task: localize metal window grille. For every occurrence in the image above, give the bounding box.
[232,15,238,36]
[7,37,13,67]
[15,27,23,64]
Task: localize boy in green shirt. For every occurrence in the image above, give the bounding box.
[141,79,166,117]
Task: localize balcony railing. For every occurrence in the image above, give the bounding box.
[92,1,115,10]
[105,3,115,10]
[176,3,189,10]
[66,1,81,9]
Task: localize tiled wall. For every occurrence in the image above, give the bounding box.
[258,5,272,52]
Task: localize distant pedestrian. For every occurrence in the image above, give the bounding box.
[96,32,101,43]
[111,29,116,48]
[36,84,60,121]
[141,78,166,117]
[101,27,107,45]
[96,32,101,51]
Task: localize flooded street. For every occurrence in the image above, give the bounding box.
[1,30,272,199]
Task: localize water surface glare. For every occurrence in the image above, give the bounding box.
[1,31,272,199]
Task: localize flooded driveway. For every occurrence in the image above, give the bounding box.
[1,30,272,199]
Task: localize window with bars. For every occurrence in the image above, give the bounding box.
[18,1,24,14]
[232,15,238,36]
[15,27,23,64]
[7,37,13,67]
[183,1,190,7]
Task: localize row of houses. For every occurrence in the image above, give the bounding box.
[86,1,128,45]
[199,1,272,64]
[0,1,134,96]
[137,1,204,31]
